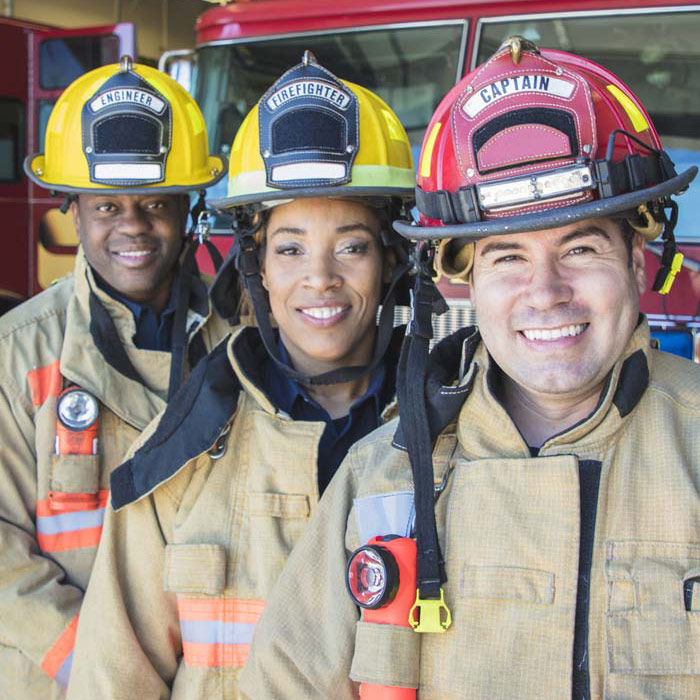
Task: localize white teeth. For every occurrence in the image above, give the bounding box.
[301,306,345,320]
[117,250,152,258]
[522,324,586,341]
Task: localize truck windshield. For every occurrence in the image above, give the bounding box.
[477,9,700,240]
[194,22,466,174]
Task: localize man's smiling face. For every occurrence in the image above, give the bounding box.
[71,193,187,312]
[471,217,647,406]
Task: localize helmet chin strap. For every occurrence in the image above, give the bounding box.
[234,214,411,386]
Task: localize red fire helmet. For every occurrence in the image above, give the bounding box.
[394,37,697,242]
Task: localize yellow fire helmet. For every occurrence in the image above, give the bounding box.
[25,56,226,194]
[212,50,414,209]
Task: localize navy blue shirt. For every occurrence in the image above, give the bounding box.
[264,339,392,494]
[95,275,178,352]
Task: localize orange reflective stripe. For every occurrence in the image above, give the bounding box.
[177,598,265,669]
[177,598,266,624]
[37,526,103,552]
[36,490,109,517]
[36,490,109,553]
[27,360,62,406]
[41,613,79,680]
[181,641,250,668]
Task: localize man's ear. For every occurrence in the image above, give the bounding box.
[631,231,647,296]
[69,198,83,242]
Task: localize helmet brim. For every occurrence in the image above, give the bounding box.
[211,185,414,212]
[394,166,698,241]
[23,154,228,196]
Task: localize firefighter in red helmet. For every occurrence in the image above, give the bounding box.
[239,38,700,700]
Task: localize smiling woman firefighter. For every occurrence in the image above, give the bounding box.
[65,53,416,698]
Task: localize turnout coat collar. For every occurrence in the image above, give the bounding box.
[394,319,652,458]
[60,246,214,431]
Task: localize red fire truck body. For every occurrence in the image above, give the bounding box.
[0,18,133,313]
[181,0,700,355]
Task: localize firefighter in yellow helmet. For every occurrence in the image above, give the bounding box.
[66,52,418,698]
[0,57,228,699]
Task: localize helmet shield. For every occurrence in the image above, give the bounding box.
[259,56,359,189]
[82,67,172,187]
[212,52,415,210]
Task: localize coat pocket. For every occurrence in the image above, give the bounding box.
[246,491,311,597]
[606,540,700,699]
[164,543,227,595]
[164,544,262,698]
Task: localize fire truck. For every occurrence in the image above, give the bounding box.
[0,17,134,314]
[160,0,700,358]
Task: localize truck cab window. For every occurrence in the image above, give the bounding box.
[39,35,120,90]
[0,98,23,182]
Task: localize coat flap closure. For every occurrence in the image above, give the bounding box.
[163,543,227,595]
[249,492,310,518]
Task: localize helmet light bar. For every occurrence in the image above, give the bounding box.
[478,164,594,211]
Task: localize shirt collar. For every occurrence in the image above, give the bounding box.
[94,273,179,322]
[93,272,179,351]
[266,335,386,417]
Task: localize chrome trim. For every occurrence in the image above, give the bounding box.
[472,5,700,69]
[158,48,194,74]
[196,19,469,87]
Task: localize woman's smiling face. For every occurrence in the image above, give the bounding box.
[261,197,388,376]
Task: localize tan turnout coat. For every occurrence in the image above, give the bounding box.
[240,321,700,700]
[0,247,227,699]
[66,325,398,700]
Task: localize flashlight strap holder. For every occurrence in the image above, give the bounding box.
[396,245,451,632]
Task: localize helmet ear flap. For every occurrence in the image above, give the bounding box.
[435,239,474,282]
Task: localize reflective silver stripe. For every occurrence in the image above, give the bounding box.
[36,507,106,535]
[54,652,73,690]
[179,619,256,645]
[353,490,415,546]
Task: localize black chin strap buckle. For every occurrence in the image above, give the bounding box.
[236,232,262,280]
[652,200,684,295]
[408,244,448,341]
